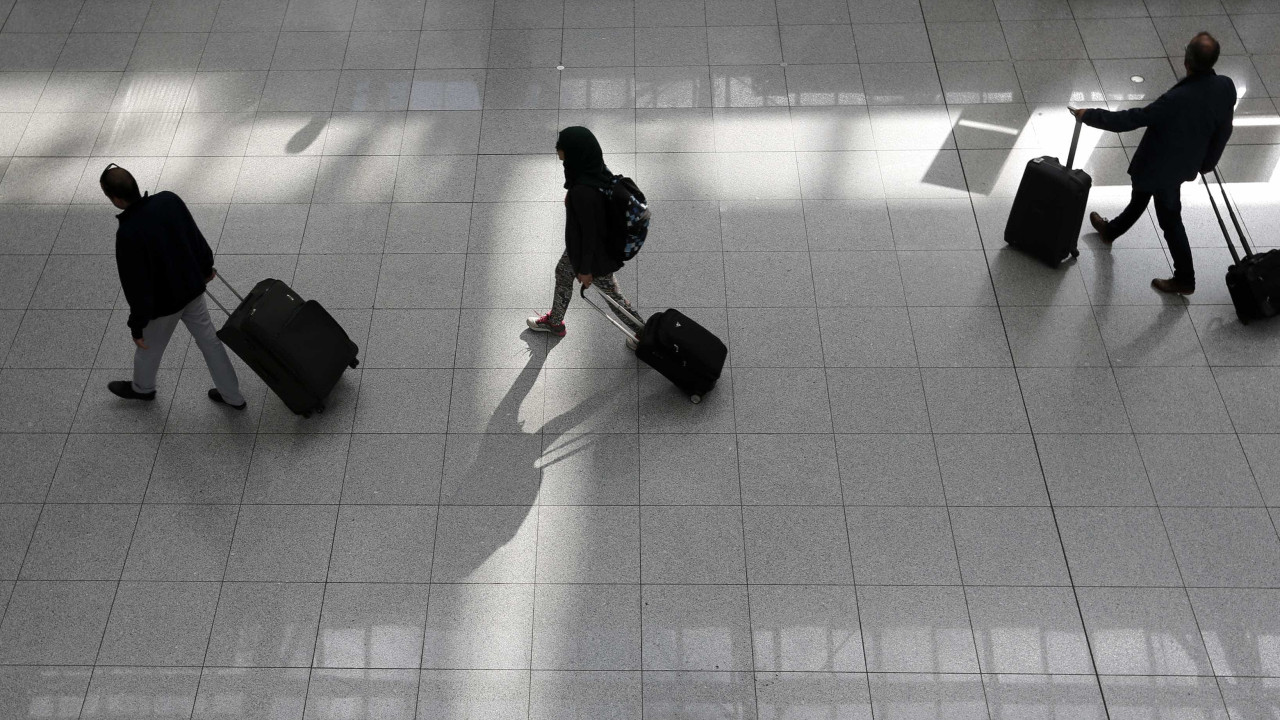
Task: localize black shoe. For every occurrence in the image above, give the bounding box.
[208,388,247,410]
[1089,212,1114,243]
[108,381,155,401]
[1152,277,1195,296]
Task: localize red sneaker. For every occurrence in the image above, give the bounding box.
[526,312,566,337]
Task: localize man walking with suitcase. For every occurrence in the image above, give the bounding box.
[101,164,247,410]
[1069,32,1236,296]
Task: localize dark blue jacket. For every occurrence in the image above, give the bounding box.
[1082,71,1236,192]
[115,191,214,339]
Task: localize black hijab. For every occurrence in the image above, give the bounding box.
[556,126,613,190]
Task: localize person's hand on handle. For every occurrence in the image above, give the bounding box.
[206,269,216,283]
[134,337,148,350]
[1067,107,1087,121]
[577,273,593,289]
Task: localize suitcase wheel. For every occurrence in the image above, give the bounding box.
[689,394,702,404]
[349,358,359,369]
[1238,312,1249,325]
[1070,249,1080,258]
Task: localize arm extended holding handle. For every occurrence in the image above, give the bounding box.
[579,285,645,343]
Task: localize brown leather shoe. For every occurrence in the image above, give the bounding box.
[1089,212,1114,243]
[1151,277,1195,295]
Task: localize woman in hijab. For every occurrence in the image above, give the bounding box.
[527,126,645,344]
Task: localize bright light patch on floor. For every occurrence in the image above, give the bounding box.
[956,119,1020,136]
[1234,116,1280,126]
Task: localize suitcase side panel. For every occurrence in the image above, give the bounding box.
[1227,250,1280,321]
[271,301,359,397]
[1005,157,1092,265]
[649,310,727,379]
[217,280,356,414]
[636,310,726,396]
[217,322,322,414]
[636,346,718,396]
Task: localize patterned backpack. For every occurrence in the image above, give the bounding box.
[601,175,650,261]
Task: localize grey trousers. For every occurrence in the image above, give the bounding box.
[133,294,244,406]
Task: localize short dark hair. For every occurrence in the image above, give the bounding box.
[99,163,140,203]
[1185,32,1220,74]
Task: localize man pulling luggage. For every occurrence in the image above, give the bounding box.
[101,164,247,410]
[1069,32,1237,296]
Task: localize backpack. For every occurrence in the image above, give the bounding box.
[600,175,650,261]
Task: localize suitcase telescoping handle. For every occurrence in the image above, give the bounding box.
[204,272,245,317]
[1065,116,1083,170]
[1201,168,1253,263]
[579,285,644,343]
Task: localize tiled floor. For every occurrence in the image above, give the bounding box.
[0,0,1278,718]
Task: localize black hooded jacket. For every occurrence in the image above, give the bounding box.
[557,127,623,277]
[114,191,215,339]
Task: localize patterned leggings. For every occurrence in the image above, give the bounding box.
[549,251,645,332]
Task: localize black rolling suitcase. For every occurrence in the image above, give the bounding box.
[1005,117,1092,266]
[1202,169,1280,325]
[207,275,360,417]
[580,286,727,404]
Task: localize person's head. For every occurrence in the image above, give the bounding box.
[555,126,610,190]
[99,163,140,210]
[1184,32,1220,76]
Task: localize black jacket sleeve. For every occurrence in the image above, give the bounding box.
[1082,92,1177,134]
[116,231,153,339]
[174,194,214,278]
[1201,114,1235,175]
[565,186,605,275]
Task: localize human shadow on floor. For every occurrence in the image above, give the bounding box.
[438,329,633,583]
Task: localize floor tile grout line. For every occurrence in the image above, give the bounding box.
[877,55,989,711]
[514,8,575,712]
[407,2,442,712]
[4,182,110,683]
[410,1,498,711]
[169,1,254,694]
[13,428,1280,439]
[918,4,1107,716]
[80,362,158,697]
[291,6,378,717]
[1129,408,1227,691]
[797,0,876,690]
[11,579,1280,590]
[1023,1,1125,716]
[1060,0,1231,712]
[1172,210,1280,697]
[630,4,645,716]
[691,15,749,688]
[8,661,1271,678]
[5,500,1280,510]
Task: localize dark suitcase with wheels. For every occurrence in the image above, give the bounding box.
[207,276,359,416]
[580,286,727,403]
[1202,169,1280,325]
[1005,117,1092,267]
